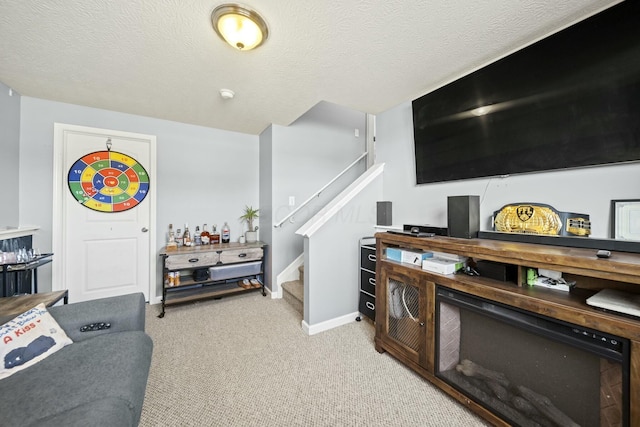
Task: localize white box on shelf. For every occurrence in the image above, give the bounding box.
[422,257,464,275]
[431,251,466,262]
[386,248,433,266]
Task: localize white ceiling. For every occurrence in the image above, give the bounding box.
[0,0,621,135]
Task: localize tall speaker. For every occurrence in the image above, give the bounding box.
[377,201,392,226]
[448,195,480,239]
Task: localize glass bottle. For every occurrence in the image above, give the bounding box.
[175,228,183,247]
[167,224,177,249]
[183,223,192,247]
[194,226,202,246]
[201,224,211,245]
[211,224,221,244]
[222,222,231,243]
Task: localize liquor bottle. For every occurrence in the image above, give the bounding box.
[201,224,211,245]
[194,226,202,246]
[167,224,177,249]
[183,223,192,247]
[222,222,231,243]
[211,224,221,244]
[175,228,183,247]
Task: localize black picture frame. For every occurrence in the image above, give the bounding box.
[610,199,640,240]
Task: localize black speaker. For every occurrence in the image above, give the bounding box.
[448,195,480,239]
[377,201,392,226]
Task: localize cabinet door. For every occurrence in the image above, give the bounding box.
[376,265,427,366]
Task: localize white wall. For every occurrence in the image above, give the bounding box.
[376,101,640,239]
[19,97,258,297]
[0,81,20,227]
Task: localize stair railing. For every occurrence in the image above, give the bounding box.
[273,152,368,228]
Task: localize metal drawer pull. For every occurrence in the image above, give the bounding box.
[369,277,376,286]
[188,258,199,263]
[238,253,247,258]
[366,301,375,310]
[368,254,376,262]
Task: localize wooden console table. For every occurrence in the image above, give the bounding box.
[0,289,68,319]
[374,232,640,426]
[159,242,267,317]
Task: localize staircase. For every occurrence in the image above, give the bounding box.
[282,265,304,316]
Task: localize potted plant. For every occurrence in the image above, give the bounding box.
[239,205,259,243]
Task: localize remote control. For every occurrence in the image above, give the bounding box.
[80,322,111,332]
[596,250,611,259]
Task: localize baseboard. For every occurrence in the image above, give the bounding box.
[301,311,360,335]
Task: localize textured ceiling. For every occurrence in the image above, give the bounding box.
[0,0,621,135]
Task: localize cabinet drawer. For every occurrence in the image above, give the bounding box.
[359,291,375,321]
[165,252,219,270]
[360,246,376,272]
[360,269,376,295]
[219,248,263,264]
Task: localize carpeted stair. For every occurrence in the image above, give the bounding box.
[282,265,304,316]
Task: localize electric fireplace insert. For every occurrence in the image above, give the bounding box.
[436,287,629,427]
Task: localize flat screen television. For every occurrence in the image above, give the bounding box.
[412,0,640,185]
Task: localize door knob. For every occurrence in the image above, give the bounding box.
[141,227,149,232]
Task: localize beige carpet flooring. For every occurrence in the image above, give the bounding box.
[140,293,489,426]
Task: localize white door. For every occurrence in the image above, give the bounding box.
[53,124,156,303]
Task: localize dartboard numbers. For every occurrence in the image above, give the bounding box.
[67,150,150,212]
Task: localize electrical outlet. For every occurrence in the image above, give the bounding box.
[289,196,295,206]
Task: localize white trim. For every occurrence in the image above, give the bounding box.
[273,253,304,299]
[295,163,384,238]
[0,226,40,240]
[301,311,360,335]
[52,123,157,303]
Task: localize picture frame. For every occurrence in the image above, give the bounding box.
[611,199,640,240]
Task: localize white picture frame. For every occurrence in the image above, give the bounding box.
[611,199,640,240]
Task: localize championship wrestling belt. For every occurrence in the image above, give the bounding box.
[492,203,591,237]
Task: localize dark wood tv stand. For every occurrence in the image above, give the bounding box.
[374,232,640,426]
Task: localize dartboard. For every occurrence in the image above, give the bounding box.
[68,150,150,212]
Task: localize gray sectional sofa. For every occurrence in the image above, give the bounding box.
[0,292,153,427]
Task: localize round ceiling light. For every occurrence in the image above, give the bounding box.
[211,4,269,51]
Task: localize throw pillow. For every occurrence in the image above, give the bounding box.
[0,303,73,380]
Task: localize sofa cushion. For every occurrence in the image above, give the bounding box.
[0,303,73,380]
[0,330,153,427]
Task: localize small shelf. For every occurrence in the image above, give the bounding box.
[158,242,267,317]
[164,282,260,306]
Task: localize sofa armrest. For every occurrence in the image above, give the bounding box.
[48,293,146,342]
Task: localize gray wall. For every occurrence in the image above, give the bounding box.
[267,101,367,284]
[305,172,383,326]
[376,101,640,239]
[0,81,20,227]
[258,125,273,288]
[19,97,258,297]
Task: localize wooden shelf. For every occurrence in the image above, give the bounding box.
[158,242,267,317]
[374,232,640,426]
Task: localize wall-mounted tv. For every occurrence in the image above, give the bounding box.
[412,1,640,185]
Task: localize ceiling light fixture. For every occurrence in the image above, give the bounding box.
[211,4,269,51]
